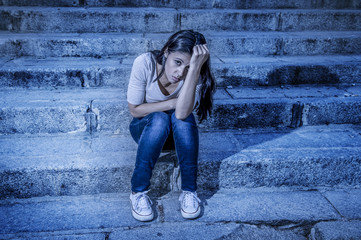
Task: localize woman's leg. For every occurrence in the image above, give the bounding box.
[130,112,171,193]
[171,113,199,192]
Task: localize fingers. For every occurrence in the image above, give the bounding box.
[191,44,209,68]
[193,44,209,57]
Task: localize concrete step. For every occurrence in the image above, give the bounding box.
[0,88,128,134]
[1,31,361,58]
[211,85,361,129]
[1,0,360,9]
[0,125,360,198]
[1,188,361,239]
[0,132,173,199]
[0,86,360,134]
[0,129,239,198]
[219,125,361,189]
[1,55,361,89]
[1,7,361,33]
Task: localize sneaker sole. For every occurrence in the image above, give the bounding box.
[181,206,201,219]
[131,208,154,222]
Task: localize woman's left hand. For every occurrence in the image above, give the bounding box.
[190,44,209,71]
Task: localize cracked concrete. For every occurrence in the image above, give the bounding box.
[1,189,361,239]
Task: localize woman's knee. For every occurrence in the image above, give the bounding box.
[148,112,170,127]
[142,112,172,137]
[171,113,199,150]
[171,112,197,130]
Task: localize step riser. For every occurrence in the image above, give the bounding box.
[219,149,361,188]
[1,0,360,9]
[205,99,361,129]
[0,131,234,199]
[0,105,89,134]
[1,99,360,134]
[1,127,360,199]
[0,8,177,33]
[1,35,360,58]
[0,157,224,199]
[1,64,360,89]
[0,68,129,89]
[0,160,173,199]
[1,9,361,33]
[4,154,359,199]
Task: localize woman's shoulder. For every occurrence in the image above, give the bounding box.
[134,52,156,66]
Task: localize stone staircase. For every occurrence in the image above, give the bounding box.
[0,0,361,239]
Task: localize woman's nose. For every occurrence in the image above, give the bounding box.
[178,67,186,76]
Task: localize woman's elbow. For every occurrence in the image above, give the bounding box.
[128,104,142,118]
[130,111,139,118]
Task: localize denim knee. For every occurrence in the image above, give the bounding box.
[147,112,171,132]
[130,112,171,144]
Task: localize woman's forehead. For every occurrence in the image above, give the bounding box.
[169,51,191,62]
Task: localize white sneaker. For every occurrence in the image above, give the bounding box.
[179,191,201,219]
[129,191,154,222]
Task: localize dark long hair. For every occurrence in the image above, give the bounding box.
[151,30,216,122]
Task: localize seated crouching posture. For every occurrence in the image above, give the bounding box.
[127,30,216,221]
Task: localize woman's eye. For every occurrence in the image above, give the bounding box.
[175,60,181,66]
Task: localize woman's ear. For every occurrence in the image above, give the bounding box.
[164,48,169,58]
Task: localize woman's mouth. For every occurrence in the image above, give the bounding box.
[172,76,180,82]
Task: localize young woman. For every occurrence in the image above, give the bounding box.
[127,30,216,221]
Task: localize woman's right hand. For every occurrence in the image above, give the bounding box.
[190,44,209,72]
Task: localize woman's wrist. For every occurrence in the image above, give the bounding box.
[169,98,177,109]
[189,64,201,74]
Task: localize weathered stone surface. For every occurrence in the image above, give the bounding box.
[322,189,361,219]
[234,124,361,149]
[0,129,242,198]
[1,232,105,240]
[0,7,178,33]
[1,86,360,134]
[110,222,241,240]
[0,156,173,199]
[219,125,361,188]
[0,132,177,198]
[1,32,360,58]
[179,9,279,32]
[1,56,360,89]
[282,32,361,56]
[212,0,361,9]
[0,57,128,88]
[161,190,340,224]
[220,148,361,188]
[303,97,361,125]
[203,98,293,129]
[0,193,147,235]
[1,189,360,240]
[0,88,125,134]
[0,104,88,134]
[219,224,307,240]
[12,7,361,33]
[280,10,361,31]
[311,220,361,240]
[1,0,360,9]
[2,125,360,198]
[91,98,131,134]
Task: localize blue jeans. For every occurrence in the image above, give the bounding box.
[129,110,199,193]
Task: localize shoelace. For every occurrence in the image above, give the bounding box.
[182,191,201,208]
[135,192,152,212]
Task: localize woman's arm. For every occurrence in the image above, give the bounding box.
[128,98,177,118]
[175,44,209,120]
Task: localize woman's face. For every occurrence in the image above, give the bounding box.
[164,51,191,84]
